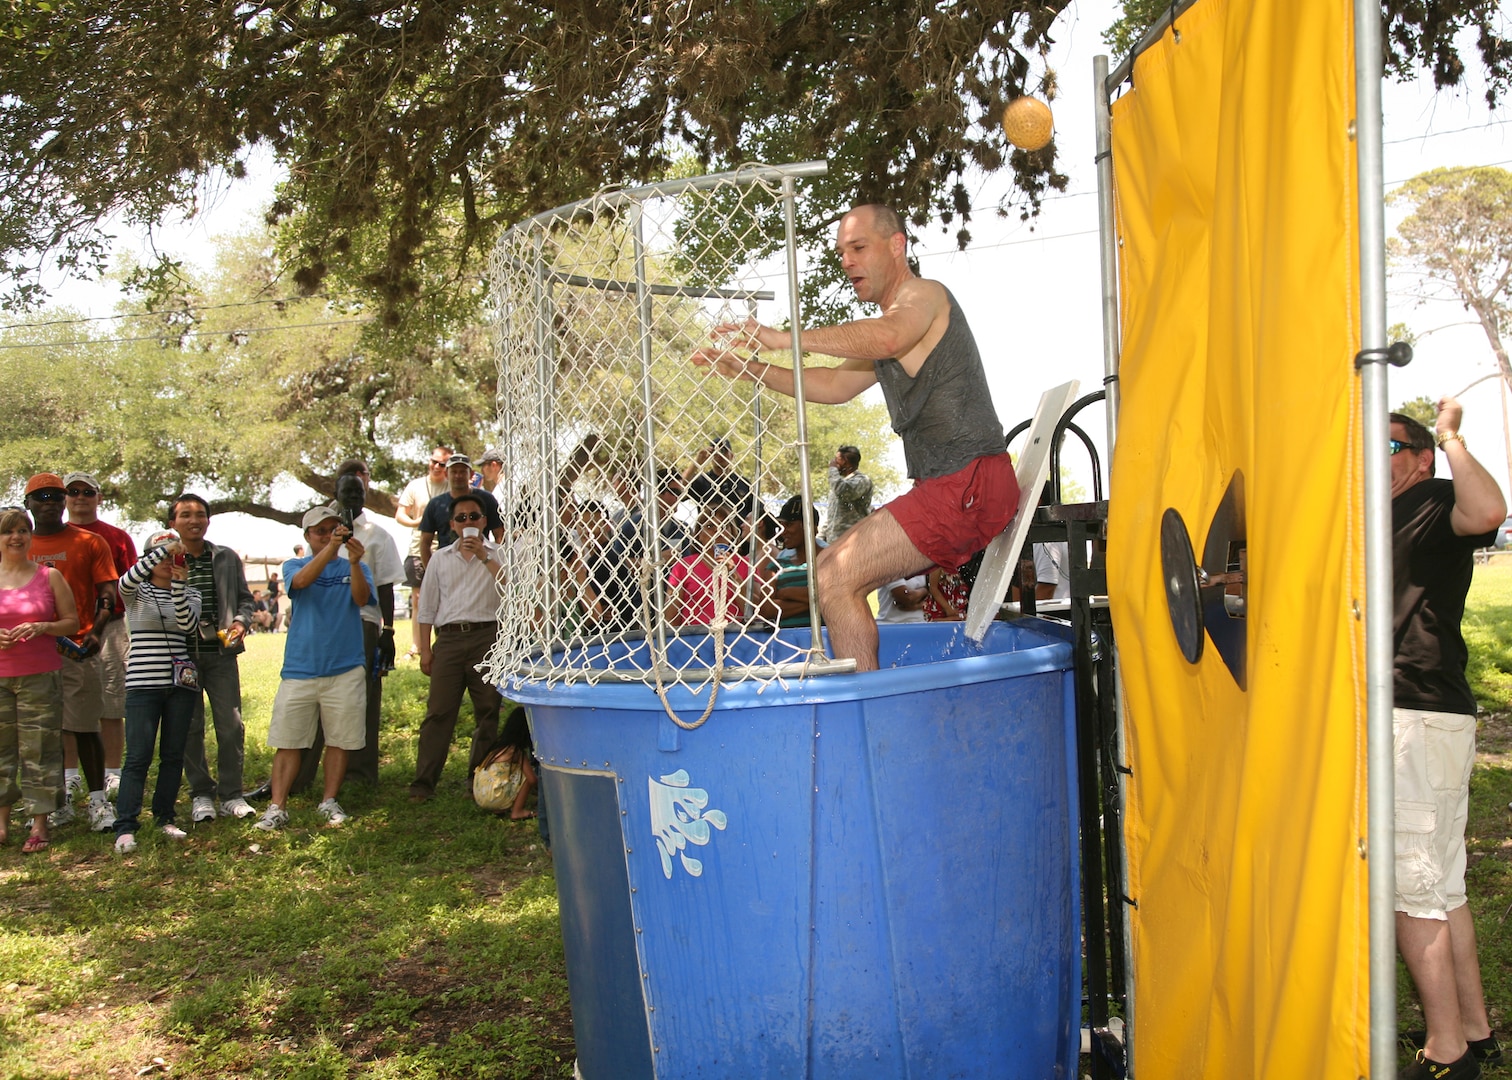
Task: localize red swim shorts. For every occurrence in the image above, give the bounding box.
[884,453,1020,573]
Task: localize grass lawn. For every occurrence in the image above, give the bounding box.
[5,573,1511,1076]
[0,623,574,1079]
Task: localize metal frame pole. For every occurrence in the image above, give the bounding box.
[1094,53,1137,1077]
[780,175,823,654]
[1353,0,1397,1072]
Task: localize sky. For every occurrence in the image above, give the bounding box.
[44,0,1512,558]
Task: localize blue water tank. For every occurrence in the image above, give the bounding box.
[512,619,1081,1079]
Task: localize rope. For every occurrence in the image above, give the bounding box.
[646,552,734,731]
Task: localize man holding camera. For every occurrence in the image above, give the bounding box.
[171,494,258,822]
[254,506,373,831]
[290,458,402,792]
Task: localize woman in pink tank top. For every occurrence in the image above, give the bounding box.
[0,508,80,853]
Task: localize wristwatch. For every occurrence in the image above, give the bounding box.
[1435,430,1466,449]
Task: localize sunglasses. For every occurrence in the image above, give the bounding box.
[452,512,485,523]
[27,491,64,502]
[66,487,98,497]
[1389,439,1423,455]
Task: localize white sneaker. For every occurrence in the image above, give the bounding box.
[161,823,188,840]
[316,798,349,826]
[65,772,84,799]
[114,833,137,854]
[105,772,121,797]
[191,796,217,823]
[219,797,256,820]
[48,802,76,827]
[252,805,289,832]
[88,800,116,833]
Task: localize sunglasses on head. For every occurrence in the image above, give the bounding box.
[27,491,64,502]
[452,511,485,523]
[1389,439,1423,455]
[66,487,98,497]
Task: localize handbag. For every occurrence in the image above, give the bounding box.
[472,747,526,812]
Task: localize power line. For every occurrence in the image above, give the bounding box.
[0,293,331,334]
[0,315,371,351]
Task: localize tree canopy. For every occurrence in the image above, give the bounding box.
[1388,166,1512,392]
[1,0,1073,319]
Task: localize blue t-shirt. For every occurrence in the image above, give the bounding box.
[281,555,375,680]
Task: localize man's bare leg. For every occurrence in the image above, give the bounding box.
[1398,910,1470,1064]
[815,509,931,672]
[100,717,124,771]
[1447,903,1493,1042]
[321,746,349,803]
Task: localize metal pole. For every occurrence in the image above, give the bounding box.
[1094,54,1121,458]
[1353,0,1396,1072]
[780,175,823,655]
[631,198,672,663]
[1094,54,1137,1076]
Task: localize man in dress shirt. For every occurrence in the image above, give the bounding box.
[407,492,507,804]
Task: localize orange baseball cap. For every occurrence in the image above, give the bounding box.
[24,473,65,495]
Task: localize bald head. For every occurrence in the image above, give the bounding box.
[845,204,904,239]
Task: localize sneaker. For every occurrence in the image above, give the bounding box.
[316,798,349,826]
[220,797,256,820]
[48,802,76,827]
[1402,1049,1483,1080]
[252,805,289,832]
[1403,1032,1503,1067]
[191,795,217,823]
[161,823,188,840]
[65,772,84,799]
[104,773,121,798]
[114,833,137,854]
[88,800,116,833]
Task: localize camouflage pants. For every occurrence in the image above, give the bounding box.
[0,671,65,817]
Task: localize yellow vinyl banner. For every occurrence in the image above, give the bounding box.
[1108,0,1366,1075]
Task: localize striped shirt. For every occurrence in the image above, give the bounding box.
[120,548,202,690]
[416,540,505,627]
[183,548,219,653]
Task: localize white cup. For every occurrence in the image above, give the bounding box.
[463,527,480,540]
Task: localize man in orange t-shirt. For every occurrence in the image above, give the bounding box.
[24,473,120,831]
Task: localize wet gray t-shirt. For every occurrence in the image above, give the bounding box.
[873,287,1005,479]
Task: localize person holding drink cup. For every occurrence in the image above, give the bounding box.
[407,493,506,805]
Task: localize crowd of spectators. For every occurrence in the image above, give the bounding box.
[0,438,977,857]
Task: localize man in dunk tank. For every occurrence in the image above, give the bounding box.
[692,203,1016,670]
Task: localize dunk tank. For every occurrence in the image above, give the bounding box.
[483,163,1082,1077]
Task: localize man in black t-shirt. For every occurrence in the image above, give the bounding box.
[1390,402,1505,1078]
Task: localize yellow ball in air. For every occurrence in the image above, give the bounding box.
[1002,97,1054,151]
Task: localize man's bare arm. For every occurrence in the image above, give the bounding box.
[1437,397,1508,535]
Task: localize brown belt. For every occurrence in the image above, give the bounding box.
[435,621,497,634]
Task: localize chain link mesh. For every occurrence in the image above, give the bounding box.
[483,163,844,696]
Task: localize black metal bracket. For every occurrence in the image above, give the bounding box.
[1354,341,1413,370]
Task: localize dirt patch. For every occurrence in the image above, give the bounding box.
[1480,709,1511,765]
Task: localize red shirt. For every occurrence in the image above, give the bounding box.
[75,518,136,615]
[29,525,117,641]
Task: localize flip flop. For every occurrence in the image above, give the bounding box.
[22,834,49,854]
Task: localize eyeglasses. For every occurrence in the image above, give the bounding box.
[430,458,448,467]
[65,488,98,498]
[27,491,64,502]
[452,512,484,523]
[1389,439,1423,455]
